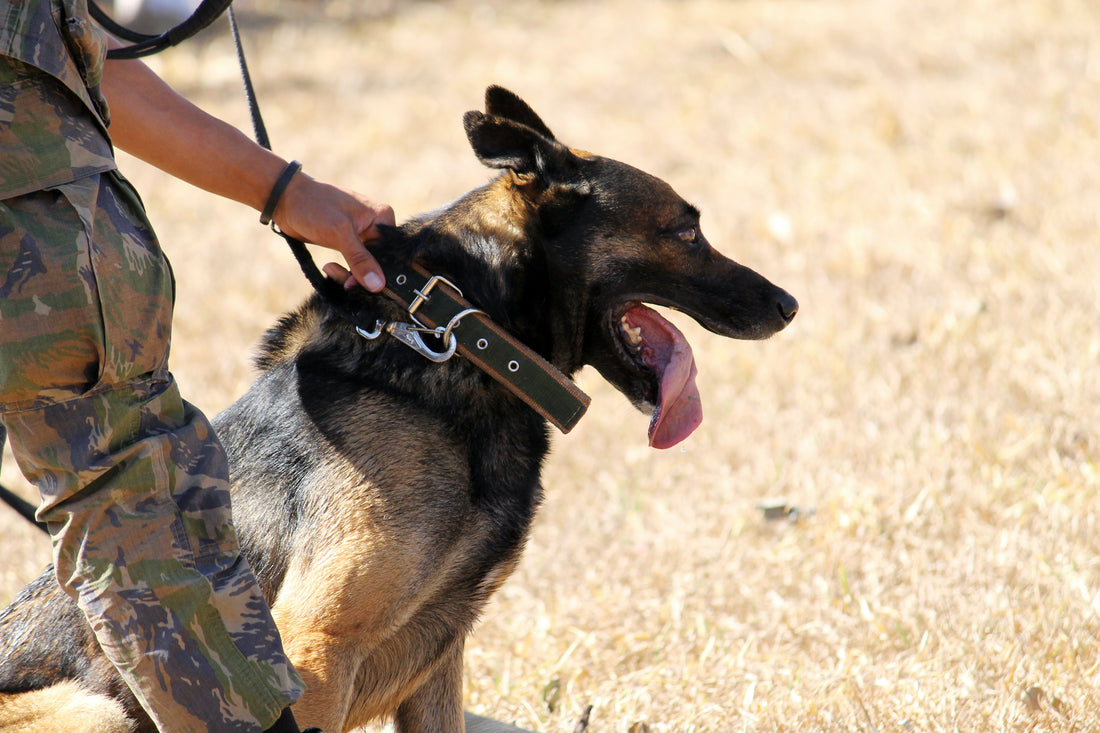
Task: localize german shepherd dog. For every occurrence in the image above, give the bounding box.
[0,87,797,732]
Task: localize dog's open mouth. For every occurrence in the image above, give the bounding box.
[617,303,702,449]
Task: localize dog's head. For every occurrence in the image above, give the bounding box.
[462,86,797,448]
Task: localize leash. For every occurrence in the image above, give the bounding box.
[225,13,590,432]
[0,481,47,533]
[90,0,235,59]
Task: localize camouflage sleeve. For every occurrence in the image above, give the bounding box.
[0,0,111,124]
[0,0,114,199]
[0,57,115,199]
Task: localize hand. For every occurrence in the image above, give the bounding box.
[271,173,395,292]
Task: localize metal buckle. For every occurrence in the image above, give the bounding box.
[407,274,463,319]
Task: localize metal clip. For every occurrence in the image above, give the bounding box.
[353,277,481,364]
[354,318,455,361]
[388,322,457,362]
[355,320,386,340]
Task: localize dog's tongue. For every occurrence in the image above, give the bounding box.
[622,305,702,449]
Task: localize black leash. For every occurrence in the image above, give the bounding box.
[91,0,235,59]
[0,481,47,533]
[226,6,270,150]
[224,8,381,337]
[225,15,373,340]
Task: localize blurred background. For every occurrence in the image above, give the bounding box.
[3,0,1099,729]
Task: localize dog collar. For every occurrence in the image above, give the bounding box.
[363,253,591,433]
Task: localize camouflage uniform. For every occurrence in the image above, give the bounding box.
[0,1,304,730]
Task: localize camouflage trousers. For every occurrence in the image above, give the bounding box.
[0,172,304,732]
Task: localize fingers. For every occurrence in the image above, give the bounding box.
[273,175,394,293]
[359,200,396,242]
[322,262,357,289]
[344,201,395,293]
[342,241,386,293]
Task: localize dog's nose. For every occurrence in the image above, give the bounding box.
[776,290,799,324]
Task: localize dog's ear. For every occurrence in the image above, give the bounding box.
[463,110,569,178]
[483,85,557,141]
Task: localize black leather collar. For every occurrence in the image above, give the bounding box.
[368,253,591,433]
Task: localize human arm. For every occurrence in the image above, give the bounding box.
[100,46,393,291]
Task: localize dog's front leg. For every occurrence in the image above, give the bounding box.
[394,639,465,732]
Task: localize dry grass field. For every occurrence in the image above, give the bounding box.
[3,0,1100,729]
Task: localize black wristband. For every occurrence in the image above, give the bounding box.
[260,160,302,226]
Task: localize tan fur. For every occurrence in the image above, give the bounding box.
[268,458,514,731]
[257,304,326,370]
[0,683,135,733]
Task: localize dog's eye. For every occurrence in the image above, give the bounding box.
[677,227,698,244]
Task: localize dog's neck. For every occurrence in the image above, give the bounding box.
[393,178,588,376]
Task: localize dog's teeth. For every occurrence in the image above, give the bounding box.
[620,316,644,346]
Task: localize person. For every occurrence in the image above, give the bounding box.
[0,0,394,730]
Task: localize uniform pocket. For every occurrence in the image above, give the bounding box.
[0,172,174,411]
[87,170,175,389]
[0,178,106,409]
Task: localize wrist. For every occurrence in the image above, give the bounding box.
[260,160,303,226]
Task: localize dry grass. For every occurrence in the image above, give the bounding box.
[4,0,1100,729]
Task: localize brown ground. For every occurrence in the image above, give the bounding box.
[3,0,1099,729]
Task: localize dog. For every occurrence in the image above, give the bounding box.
[0,86,797,732]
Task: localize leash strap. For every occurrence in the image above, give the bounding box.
[225,9,589,432]
[227,6,271,150]
[0,482,47,533]
[91,0,237,59]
